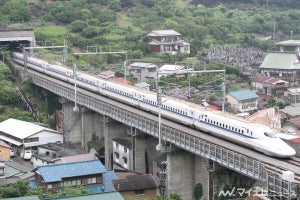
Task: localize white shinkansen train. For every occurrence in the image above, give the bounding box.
[12,52,296,158]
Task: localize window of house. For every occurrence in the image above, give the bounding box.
[124,147,127,153]
[134,189,145,195]
[87,177,97,184]
[48,184,53,189]
[0,167,4,176]
[115,152,119,159]
[116,143,119,149]
[123,157,128,164]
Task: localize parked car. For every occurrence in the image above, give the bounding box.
[23,150,32,160]
[10,149,15,157]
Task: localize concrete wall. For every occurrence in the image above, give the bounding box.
[61,100,105,150]
[167,149,211,200]
[104,118,129,170]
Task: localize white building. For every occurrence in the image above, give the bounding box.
[112,138,132,170]
[0,118,63,151]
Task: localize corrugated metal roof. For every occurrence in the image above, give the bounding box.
[0,118,60,139]
[228,89,259,101]
[129,62,155,68]
[147,29,181,37]
[259,52,300,69]
[37,160,106,183]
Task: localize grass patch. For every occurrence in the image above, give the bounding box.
[226,82,250,92]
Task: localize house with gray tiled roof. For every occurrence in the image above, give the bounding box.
[226,89,259,112]
[146,30,190,55]
[0,161,34,186]
[34,160,118,193]
[259,51,300,86]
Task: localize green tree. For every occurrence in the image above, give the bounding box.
[0,180,30,198]
[267,96,276,107]
[109,0,121,11]
[0,0,31,22]
[194,183,203,200]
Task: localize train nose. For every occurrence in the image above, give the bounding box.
[277,146,296,157]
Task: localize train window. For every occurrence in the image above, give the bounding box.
[264,132,277,138]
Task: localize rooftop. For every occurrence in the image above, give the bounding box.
[259,51,300,69]
[46,192,124,200]
[228,89,259,101]
[252,76,287,84]
[0,140,10,148]
[0,118,60,140]
[112,173,158,192]
[129,62,156,68]
[147,29,181,37]
[36,160,106,183]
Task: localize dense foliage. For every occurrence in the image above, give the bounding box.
[1,0,298,66]
[0,56,35,122]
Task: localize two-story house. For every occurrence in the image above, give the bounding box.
[34,160,117,194]
[251,76,289,96]
[226,89,259,113]
[112,138,132,170]
[146,30,190,55]
[0,118,63,156]
[128,62,158,83]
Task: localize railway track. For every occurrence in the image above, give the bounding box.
[263,157,300,183]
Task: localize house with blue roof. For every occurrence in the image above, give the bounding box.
[226,89,259,112]
[34,159,118,194]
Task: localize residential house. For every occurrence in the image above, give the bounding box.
[31,148,97,168]
[285,88,300,103]
[113,138,132,171]
[34,160,117,193]
[247,107,281,130]
[159,64,190,76]
[128,62,158,83]
[226,89,259,112]
[280,103,300,119]
[146,30,190,55]
[0,118,63,154]
[0,161,34,186]
[251,76,288,96]
[98,70,115,80]
[134,82,151,91]
[112,172,158,200]
[259,51,300,86]
[0,140,10,161]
